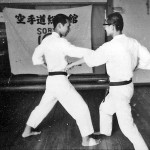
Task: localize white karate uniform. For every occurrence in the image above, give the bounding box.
[26,32,94,137]
[84,34,149,150]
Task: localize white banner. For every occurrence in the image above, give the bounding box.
[3,6,92,75]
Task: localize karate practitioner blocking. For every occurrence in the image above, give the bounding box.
[22,14,100,147]
[66,12,149,150]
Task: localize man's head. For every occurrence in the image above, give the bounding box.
[103,12,124,36]
[53,14,71,37]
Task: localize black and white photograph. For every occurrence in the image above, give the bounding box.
[0,0,149,150]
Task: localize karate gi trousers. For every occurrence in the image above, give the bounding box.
[99,82,148,150]
[27,75,94,137]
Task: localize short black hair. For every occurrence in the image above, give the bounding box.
[53,14,70,29]
[107,12,124,31]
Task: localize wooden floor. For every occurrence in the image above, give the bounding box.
[0,87,150,150]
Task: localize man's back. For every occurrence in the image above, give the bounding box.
[103,34,137,81]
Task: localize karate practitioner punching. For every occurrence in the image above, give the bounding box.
[66,12,149,150]
[22,14,100,146]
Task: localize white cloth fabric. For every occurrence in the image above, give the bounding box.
[3,6,92,74]
[84,34,150,82]
[84,34,149,150]
[27,32,94,137]
[32,32,91,72]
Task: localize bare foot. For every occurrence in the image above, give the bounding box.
[22,131,41,138]
[82,137,101,146]
[22,125,41,138]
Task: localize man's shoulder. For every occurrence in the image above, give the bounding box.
[123,34,138,43]
[102,40,114,48]
[96,41,113,52]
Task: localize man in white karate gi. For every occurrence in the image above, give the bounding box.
[66,12,149,150]
[22,14,100,147]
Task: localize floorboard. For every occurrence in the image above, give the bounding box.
[0,88,149,150]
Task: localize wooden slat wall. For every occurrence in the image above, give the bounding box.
[0,0,107,3]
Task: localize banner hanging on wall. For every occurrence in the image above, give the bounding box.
[3,5,92,75]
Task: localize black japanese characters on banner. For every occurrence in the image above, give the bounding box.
[15,14,78,25]
[15,13,78,44]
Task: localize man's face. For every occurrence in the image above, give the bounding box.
[60,20,71,37]
[103,20,113,36]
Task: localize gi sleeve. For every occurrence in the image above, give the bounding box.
[136,41,150,70]
[84,43,110,67]
[62,38,92,58]
[32,43,45,65]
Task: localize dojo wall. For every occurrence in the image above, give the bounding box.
[0,0,107,2]
[0,0,109,76]
[113,0,150,83]
[1,0,150,83]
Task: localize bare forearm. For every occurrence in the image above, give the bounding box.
[66,58,85,70]
[72,58,85,66]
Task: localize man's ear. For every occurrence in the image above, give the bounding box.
[57,23,62,29]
